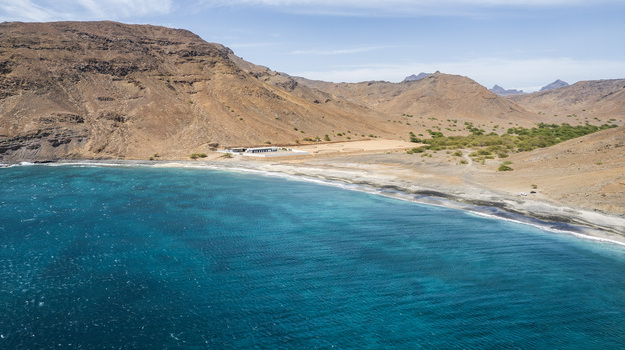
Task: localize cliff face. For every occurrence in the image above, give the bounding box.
[0,21,395,161]
[0,21,228,160]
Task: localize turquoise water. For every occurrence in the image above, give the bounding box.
[1,165,625,349]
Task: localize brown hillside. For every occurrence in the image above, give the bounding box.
[295,73,539,132]
[472,126,625,214]
[2,21,621,163]
[510,79,625,124]
[0,21,398,161]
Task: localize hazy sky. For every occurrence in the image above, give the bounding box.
[1,0,624,91]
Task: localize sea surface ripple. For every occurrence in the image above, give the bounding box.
[1,165,624,349]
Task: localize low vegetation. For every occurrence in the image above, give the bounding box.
[190,153,208,160]
[498,164,514,171]
[407,123,617,158]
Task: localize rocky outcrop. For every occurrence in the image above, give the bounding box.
[0,128,87,159]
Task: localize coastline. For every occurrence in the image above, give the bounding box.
[4,158,624,247]
[214,160,625,246]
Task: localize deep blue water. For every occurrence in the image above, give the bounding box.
[1,164,625,349]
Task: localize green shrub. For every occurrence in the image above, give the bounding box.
[190,153,208,160]
[498,164,513,171]
[409,146,428,153]
[412,122,616,156]
[409,132,421,143]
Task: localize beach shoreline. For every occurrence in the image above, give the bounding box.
[216,159,625,245]
[5,157,624,247]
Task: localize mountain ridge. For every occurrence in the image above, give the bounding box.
[0,21,623,162]
[0,21,399,160]
[489,84,525,96]
[540,79,569,91]
[510,78,625,120]
[403,73,432,82]
[293,71,540,129]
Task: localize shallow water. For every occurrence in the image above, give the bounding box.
[1,165,624,349]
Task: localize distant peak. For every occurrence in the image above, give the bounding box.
[403,72,431,82]
[540,79,569,92]
[489,84,525,96]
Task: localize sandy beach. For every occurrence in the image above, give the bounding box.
[12,138,623,246]
[171,139,625,245]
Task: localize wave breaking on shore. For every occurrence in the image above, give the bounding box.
[3,159,624,247]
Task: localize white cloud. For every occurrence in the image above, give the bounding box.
[200,0,620,16]
[289,58,625,91]
[202,0,609,5]
[291,46,391,55]
[0,0,54,21]
[0,0,173,22]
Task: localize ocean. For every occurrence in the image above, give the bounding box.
[1,164,624,349]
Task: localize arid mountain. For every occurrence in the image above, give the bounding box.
[294,72,541,132]
[226,53,393,130]
[489,84,524,96]
[539,79,569,92]
[403,73,431,82]
[510,78,625,122]
[1,21,623,162]
[0,21,398,161]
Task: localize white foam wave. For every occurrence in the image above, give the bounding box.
[463,209,625,247]
[209,166,625,248]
